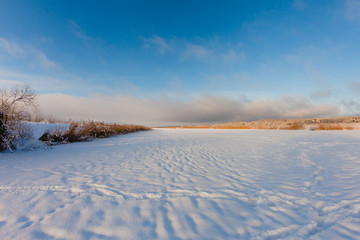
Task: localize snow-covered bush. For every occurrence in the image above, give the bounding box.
[0,85,37,152]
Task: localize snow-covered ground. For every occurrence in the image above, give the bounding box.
[15,122,69,151]
[1,128,360,239]
[27,122,70,139]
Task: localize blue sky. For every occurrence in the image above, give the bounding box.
[1,0,360,125]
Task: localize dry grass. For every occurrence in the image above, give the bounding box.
[181,125,252,129]
[214,126,252,129]
[279,122,305,130]
[175,121,305,130]
[310,124,354,131]
[173,116,360,131]
[39,121,151,145]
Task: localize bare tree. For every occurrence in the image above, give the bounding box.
[0,84,37,152]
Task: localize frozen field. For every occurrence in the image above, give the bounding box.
[1,128,360,239]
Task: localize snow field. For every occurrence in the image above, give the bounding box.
[1,128,360,239]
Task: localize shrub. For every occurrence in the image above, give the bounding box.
[0,85,37,152]
[39,121,151,145]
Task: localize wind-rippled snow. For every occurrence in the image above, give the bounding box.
[1,128,360,239]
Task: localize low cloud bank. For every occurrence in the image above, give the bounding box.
[39,94,339,126]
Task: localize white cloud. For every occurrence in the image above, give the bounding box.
[39,93,340,126]
[180,43,213,62]
[33,51,60,70]
[0,37,60,70]
[0,38,24,57]
[143,35,172,54]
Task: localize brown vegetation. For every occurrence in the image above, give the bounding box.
[310,124,354,131]
[279,122,305,130]
[173,116,360,131]
[39,121,152,145]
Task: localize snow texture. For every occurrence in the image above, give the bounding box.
[1,128,360,239]
[15,122,69,151]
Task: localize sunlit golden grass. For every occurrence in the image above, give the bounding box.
[39,121,151,144]
[310,124,354,131]
[172,116,360,131]
[174,125,251,129]
[279,122,305,130]
[214,126,252,129]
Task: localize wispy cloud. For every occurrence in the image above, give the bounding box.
[0,38,24,57]
[141,35,246,64]
[180,43,213,62]
[222,49,246,63]
[32,51,60,70]
[69,20,92,41]
[39,93,340,126]
[0,37,60,70]
[142,35,172,54]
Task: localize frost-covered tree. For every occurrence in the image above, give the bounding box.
[0,85,37,152]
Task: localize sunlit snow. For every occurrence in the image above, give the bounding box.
[1,128,360,239]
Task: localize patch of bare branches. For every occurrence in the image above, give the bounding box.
[0,84,37,152]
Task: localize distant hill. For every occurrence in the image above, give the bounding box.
[174,116,360,130]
